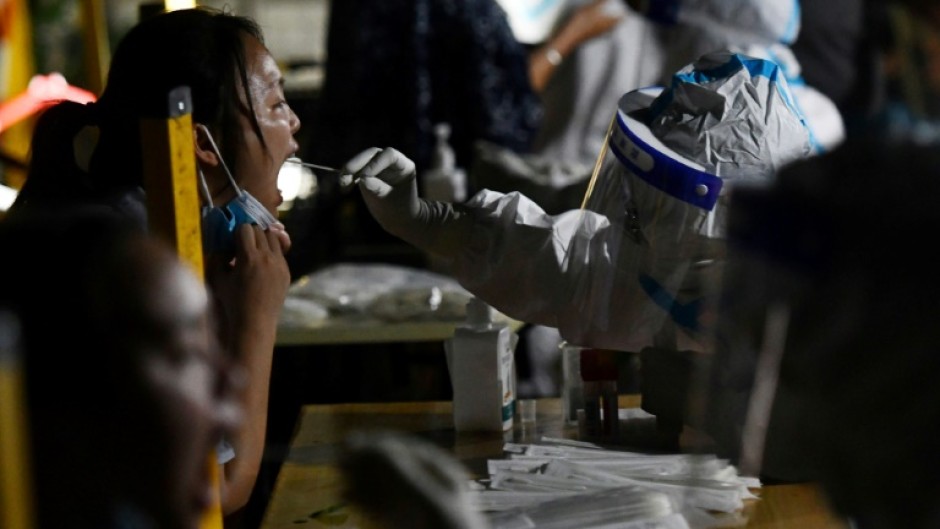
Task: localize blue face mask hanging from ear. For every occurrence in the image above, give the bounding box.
[195,124,279,256]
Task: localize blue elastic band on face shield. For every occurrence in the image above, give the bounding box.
[608,109,723,211]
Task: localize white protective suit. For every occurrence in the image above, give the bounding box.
[347,51,814,352]
[649,0,845,152]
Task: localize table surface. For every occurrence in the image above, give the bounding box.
[260,397,850,529]
[276,314,525,346]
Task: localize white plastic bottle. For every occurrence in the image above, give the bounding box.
[444,297,517,432]
[422,123,467,203]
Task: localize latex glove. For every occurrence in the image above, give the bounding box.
[345,147,472,257]
[344,147,421,240]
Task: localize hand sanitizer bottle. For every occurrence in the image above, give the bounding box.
[422,123,467,203]
[445,297,517,432]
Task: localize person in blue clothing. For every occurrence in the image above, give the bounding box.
[310,0,542,177]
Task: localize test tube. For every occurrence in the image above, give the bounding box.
[560,341,584,424]
[580,348,620,439]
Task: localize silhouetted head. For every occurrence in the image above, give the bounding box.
[0,212,241,529]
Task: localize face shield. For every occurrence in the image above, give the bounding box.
[560,52,811,353]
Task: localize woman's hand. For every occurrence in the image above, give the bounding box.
[268,220,292,254]
[207,224,290,342]
[561,0,625,47]
[529,0,625,92]
[205,223,290,514]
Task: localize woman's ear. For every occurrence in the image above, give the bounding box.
[193,124,220,167]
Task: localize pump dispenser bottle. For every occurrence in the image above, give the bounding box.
[445,297,517,432]
[422,123,467,203]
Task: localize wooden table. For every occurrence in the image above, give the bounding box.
[261,398,849,529]
[276,315,524,346]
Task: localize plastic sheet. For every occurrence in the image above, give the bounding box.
[281,263,475,325]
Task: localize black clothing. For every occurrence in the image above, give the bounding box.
[310,0,542,174]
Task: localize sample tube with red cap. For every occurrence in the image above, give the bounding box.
[580,348,620,439]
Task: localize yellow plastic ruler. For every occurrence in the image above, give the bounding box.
[0,313,35,529]
[140,86,222,528]
[79,0,110,94]
[140,86,205,279]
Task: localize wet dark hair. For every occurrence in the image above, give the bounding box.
[11,7,267,213]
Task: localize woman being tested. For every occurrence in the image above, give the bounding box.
[8,7,298,515]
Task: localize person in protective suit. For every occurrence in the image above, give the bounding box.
[710,136,940,522]
[340,51,819,451]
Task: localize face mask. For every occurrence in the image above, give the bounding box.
[195,125,279,256]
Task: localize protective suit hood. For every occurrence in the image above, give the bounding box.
[645,52,813,182]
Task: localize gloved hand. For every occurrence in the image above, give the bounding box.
[344,147,472,258]
[344,147,421,241]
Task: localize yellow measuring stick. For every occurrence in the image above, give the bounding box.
[139,86,222,528]
[0,313,35,529]
[140,86,205,279]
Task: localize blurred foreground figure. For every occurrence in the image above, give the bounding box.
[339,431,489,529]
[9,8,295,513]
[0,212,241,529]
[708,138,940,525]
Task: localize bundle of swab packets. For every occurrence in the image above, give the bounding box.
[467,437,760,529]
